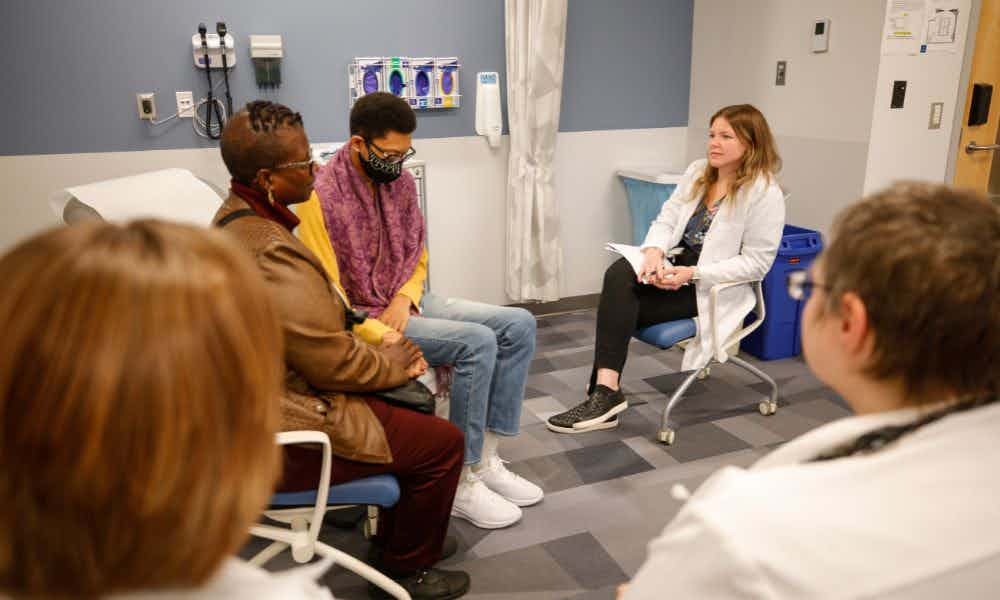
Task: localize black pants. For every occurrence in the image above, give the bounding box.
[590,257,698,392]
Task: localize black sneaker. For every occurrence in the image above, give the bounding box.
[545,415,619,434]
[546,385,627,433]
[368,567,470,599]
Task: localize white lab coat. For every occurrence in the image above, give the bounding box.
[641,159,785,371]
[103,558,335,599]
[624,401,1000,599]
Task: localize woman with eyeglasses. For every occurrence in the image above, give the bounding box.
[214,100,470,600]
[620,183,1000,599]
[296,92,543,531]
[549,104,785,433]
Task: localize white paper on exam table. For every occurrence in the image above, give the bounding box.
[50,169,221,226]
[604,243,675,284]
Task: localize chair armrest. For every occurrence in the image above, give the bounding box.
[708,279,765,358]
[275,431,332,547]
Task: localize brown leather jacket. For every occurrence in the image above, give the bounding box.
[214,194,408,464]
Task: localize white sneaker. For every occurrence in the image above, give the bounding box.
[476,456,544,507]
[451,470,522,529]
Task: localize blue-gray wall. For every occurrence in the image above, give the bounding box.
[560,0,691,132]
[0,0,691,156]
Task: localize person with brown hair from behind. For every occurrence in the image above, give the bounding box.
[0,220,333,598]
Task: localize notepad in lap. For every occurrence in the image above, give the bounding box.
[605,242,674,284]
[605,243,645,276]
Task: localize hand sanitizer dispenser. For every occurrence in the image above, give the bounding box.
[475,72,502,148]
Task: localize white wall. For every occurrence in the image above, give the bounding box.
[0,127,686,305]
[689,0,885,235]
[863,0,974,194]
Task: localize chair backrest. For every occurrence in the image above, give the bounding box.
[50,169,224,226]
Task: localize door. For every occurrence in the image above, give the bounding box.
[954,0,1000,201]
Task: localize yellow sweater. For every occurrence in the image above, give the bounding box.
[296,191,428,346]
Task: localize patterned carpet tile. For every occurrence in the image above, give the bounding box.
[249,310,843,599]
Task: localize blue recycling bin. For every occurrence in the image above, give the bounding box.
[742,225,823,360]
[619,170,683,245]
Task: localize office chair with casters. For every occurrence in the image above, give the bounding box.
[248,431,411,600]
[633,279,779,445]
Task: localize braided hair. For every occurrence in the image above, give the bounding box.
[245,100,303,133]
[220,101,306,184]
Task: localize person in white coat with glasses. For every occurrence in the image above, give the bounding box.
[621,182,1000,599]
[549,104,785,433]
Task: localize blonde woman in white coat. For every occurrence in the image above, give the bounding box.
[548,104,785,434]
[621,183,1000,599]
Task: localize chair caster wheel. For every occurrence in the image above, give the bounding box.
[758,400,778,416]
[657,428,676,445]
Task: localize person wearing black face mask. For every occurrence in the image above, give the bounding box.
[357,137,409,184]
[300,92,543,532]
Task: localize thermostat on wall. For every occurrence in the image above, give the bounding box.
[812,18,830,53]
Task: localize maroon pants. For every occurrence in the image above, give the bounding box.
[279,398,464,573]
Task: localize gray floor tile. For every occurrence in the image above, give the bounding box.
[530,357,559,374]
[660,422,753,463]
[714,414,786,447]
[451,544,581,597]
[785,396,852,421]
[550,348,597,371]
[753,408,826,440]
[544,532,629,590]
[510,451,586,494]
[565,441,655,485]
[644,371,711,396]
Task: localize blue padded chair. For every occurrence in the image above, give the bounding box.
[633,279,779,445]
[249,431,411,600]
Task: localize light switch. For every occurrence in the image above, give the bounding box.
[776,61,787,86]
[928,102,943,129]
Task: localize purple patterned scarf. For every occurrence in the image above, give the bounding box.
[313,144,425,317]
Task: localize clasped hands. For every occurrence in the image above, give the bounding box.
[638,247,694,290]
[378,295,427,378]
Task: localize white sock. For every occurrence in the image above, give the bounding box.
[475,432,502,472]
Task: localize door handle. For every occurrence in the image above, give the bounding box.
[965,141,1000,154]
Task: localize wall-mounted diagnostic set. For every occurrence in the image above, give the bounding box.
[350,57,461,110]
[141,22,238,140]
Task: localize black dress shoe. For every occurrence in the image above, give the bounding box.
[368,567,470,599]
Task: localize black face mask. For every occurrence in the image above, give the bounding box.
[360,141,403,184]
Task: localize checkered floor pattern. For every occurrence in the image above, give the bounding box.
[243,309,847,598]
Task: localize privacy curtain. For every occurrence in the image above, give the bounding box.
[504,0,568,302]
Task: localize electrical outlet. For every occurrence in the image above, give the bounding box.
[136,93,156,120]
[176,91,195,118]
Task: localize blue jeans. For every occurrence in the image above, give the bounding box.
[404,293,536,465]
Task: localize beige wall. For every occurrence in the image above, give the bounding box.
[689,0,885,235]
[863,0,974,194]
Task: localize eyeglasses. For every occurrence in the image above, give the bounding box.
[366,139,416,164]
[786,270,828,301]
[274,159,317,174]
